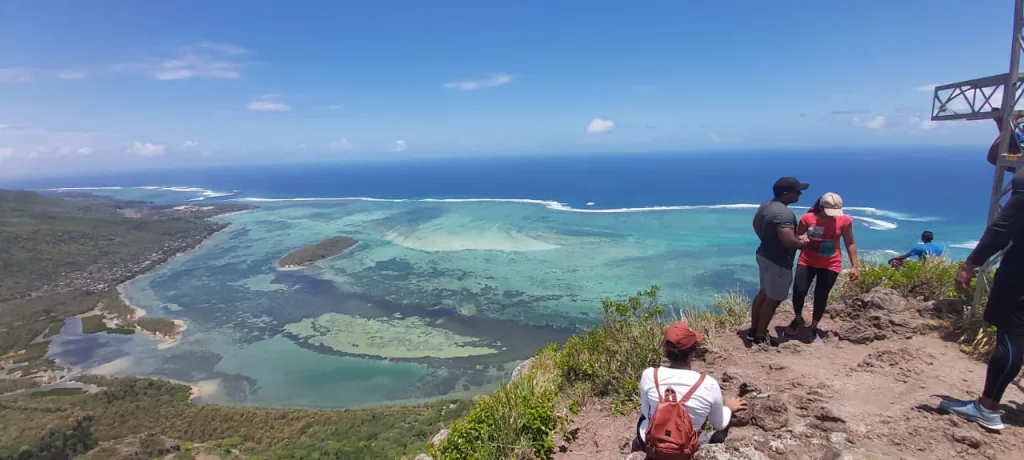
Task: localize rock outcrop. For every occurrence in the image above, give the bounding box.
[830,287,929,344]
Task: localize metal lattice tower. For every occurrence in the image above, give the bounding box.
[930,0,1024,313]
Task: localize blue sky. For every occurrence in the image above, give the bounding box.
[0,0,1017,178]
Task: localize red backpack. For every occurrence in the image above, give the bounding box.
[644,368,704,460]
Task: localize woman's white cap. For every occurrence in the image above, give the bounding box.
[820,192,844,216]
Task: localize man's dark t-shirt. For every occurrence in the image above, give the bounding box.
[969,169,1024,334]
[755,200,798,269]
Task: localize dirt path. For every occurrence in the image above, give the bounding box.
[554,290,1024,460]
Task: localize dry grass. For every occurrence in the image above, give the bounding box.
[679,292,751,353]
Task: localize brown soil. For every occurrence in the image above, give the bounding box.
[554,289,1024,460]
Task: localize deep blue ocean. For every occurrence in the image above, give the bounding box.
[4,147,994,223]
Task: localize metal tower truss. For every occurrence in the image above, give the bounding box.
[931,0,1024,314]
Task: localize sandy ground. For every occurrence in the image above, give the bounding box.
[554,296,1024,460]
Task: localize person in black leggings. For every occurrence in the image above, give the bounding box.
[941,168,1024,431]
[785,193,859,339]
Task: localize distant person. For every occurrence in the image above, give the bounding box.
[632,323,747,457]
[939,169,1024,431]
[888,231,943,268]
[749,177,811,346]
[785,193,860,340]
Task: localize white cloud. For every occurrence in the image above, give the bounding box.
[0,147,13,161]
[585,118,616,133]
[247,101,291,112]
[443,74,513,91]
[182,140,200,149]
[327,104,342,110]
[852,115,886,129]
[914,84,938,92]
[908,116,937,130]
[0,67,34,83]
[57,69,88,80]
[127,141,166,156]
[0,125,122,159]
[329,138,350,149]
[710,132,721,142]
[295,144,306,149]
[149,42,247,81]
[394,140,407,152]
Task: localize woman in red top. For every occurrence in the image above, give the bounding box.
[785,192,860,339]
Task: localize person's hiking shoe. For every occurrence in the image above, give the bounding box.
[784,317,805,336]
[751,335,779,348]
[939,399,1005,431]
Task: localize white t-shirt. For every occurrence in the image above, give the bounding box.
[638,366,731,443]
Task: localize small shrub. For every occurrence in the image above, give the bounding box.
[832,258,963,303]
[554,286,665,411]
[81,314,108,334]
[679,291,751,352]
[435,352,559,460]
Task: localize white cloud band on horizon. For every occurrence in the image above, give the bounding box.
[127,141,166,156]
[852,115,886,129]
[329,138,350,149]
[586,118,616,133]
[443,74,512,91]
[247,101,291,112]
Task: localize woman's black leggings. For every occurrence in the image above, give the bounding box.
[792,265,839,323]
[983,330,1024,403]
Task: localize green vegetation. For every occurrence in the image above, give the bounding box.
[81,314,108,334]
[28,387,88,398]
[0,378,40,395]
[136,317,178,337]
[10,341,49,364]
[39,321,64,340]
[278,236,359,268]
[832,257,965,303]
[437,353,559,460]
[0,376,473,460]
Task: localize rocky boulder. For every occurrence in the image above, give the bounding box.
[731,393,790,432]
[830,288,928,344]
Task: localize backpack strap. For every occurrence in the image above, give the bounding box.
[679,375,706,403]
[653,367,662,402]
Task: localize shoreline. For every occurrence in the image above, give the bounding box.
[58,207,248,397]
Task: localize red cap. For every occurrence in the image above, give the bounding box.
[664,322,703,350]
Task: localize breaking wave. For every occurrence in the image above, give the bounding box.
[950,240,979,249]
[43,185,236,201]
[851,216,899,231]
[235,196,929,229]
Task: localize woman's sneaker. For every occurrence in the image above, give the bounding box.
[939,399,1005,431]
[784,317,805,337]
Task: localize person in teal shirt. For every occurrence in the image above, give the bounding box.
[888,231,943,267]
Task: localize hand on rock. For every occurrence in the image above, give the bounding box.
[725,397,748,412]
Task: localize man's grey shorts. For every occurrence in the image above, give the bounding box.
[756,255,793,302]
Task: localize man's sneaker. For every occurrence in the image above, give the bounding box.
[784,317,805,336]
[939,399,1005,431]
[751,335,779,348]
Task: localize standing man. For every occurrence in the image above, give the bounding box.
[888,231,943,268]
[940,169,1024,431]
[749,177,810,346]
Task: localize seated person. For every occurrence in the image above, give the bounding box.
[889,231,943,268]
[631,323,747,453]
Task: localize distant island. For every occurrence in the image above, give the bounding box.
[277,236,358,269]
